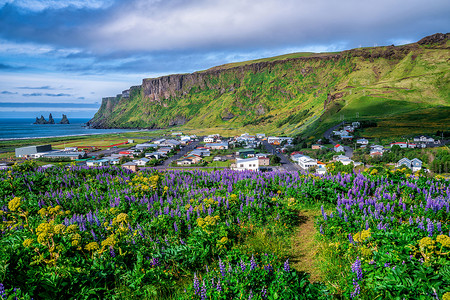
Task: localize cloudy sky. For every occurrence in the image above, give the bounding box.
[0,0,449,118]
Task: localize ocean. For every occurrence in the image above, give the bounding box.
[0,118,136,140]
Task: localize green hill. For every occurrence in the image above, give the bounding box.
[89,33,450,138]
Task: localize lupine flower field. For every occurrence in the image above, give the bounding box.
[0,163,449,299]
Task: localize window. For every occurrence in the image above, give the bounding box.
[240,164,244,167]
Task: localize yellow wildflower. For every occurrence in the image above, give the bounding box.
[437,235,450,248]
[101,235,116,247]
[71,233,81,241]
[37,233,48,244]
[66,224,78,233]
[54,224,66,234]
[85,242,100,251]
[115,213,128,223]
[71,240,80,247]
[353,229,371,243]
[36,222,53,235]
[38,208,48,217]
[419,237,435,248]
[443,292,450,300]
[8,197,21,212]
[23,238,33,248]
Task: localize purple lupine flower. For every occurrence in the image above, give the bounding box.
[384,262,390,268]
[248,289,253,300]
[427,221,434,237]
[319,225,324,235]
[348,233,355,244]
[219,258,226,277]
[0,283,5,297]
[173,221,178,232]
[216,279,222,292]
[437,222,442,232]
[321,205,327,221]
[250,255,257,270]
[351,257,362,281]
[200,281,207,300]
[240,259,246,272]
[109,246,115,258]
[284,259,290,272]
[261,286,267,299]
[193,274,200,295]
[350,279,360,298]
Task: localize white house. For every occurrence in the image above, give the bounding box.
[397,158,422,172]
[344,126,355,133]
[233,157,259,171]
[352,122,360,128]
[390,142,408,148]
[207,142,229,150]
[291,153,307,163]
[413,136,435,143]
[334,155,353,166]
[135,143,157,150]
[334,144,344,152]
[298,156,318,170]
[87,159,110,167]
[153,138,166,145]
[134,158,150,166]
[256,133,266,139]
[356,138,369,145]
[203,137,215,143]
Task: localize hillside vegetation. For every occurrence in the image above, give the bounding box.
[89,33,450,138]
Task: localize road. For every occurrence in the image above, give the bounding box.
[154,140,200,169]
[91,147,123,158]
[323,121,353,158]
[261,140,300,172]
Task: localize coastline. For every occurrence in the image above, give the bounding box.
[0,129,153,142]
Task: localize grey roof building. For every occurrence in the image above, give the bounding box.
[15,144,52,157]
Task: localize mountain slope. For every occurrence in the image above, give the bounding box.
[89,33,450,136]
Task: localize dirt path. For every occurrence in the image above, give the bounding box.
[290,209,322,282]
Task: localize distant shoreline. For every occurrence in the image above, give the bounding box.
[0,129,153,142]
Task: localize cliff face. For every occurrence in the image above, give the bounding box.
[89,33,450,135]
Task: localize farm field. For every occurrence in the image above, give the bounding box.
[0,163,449,299]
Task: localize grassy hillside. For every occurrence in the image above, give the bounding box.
[90,34,450,138]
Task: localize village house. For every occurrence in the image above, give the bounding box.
[42,151,86,160]
[258,156,270,166]
[206,142,229,150]
[370,150,384,157]
[356,138,369,145]
[153,138,166,145]
[203,137,215,143]
[413,136,435,143]
[267,136,293,145]
[344,126,355,133]
[334,155,353,166]
[145,152,162,160]
[334,144,344,152]
[316,162,327,175]
[238,149,255,158]
[256,133,266,139]
[122,162,137,172]
[311,144,322,150]
[291,153,307,163]
[133,158,150,166]
[397,158,423,172]
[233,157,259,171]
[86,159,110,167]
[390,142,408,148]
[352,122,360,128]
[104,157,120,165]
[135,143,157,150]
[177,158,194,166]
[298,156,318,170]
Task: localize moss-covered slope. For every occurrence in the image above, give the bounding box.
[89,33,450,136]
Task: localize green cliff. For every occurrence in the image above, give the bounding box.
[89,33,450,136]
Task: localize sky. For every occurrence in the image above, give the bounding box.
[0,0,449,118]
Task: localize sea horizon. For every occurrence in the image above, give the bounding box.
[0,118,138,140]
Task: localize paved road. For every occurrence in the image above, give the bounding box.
[261,140,300,172]
[155,140,200,169]
[323,121,353,158]
[91,147,123,157]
